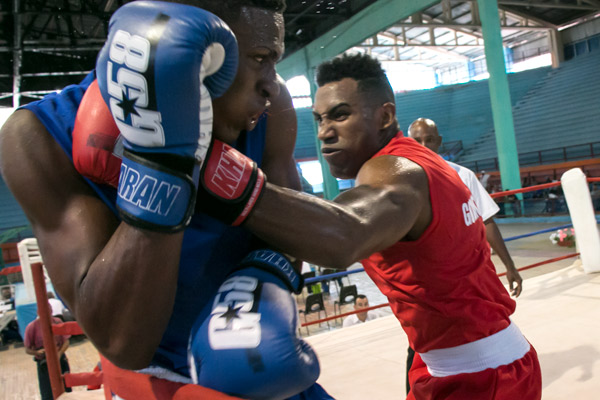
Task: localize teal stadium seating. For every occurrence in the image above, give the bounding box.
[455,51,600,170]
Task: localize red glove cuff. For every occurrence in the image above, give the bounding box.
[198,140,266,226]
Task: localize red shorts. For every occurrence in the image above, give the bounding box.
[407,346,542,400]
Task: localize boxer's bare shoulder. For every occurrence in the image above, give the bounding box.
[0,108,119,318]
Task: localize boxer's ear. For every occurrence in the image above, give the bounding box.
[379,102,396,130]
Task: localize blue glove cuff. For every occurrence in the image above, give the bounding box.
[117,150,196,232]
[238,250,304,294]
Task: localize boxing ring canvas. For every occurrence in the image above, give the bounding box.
[306,262,600,400]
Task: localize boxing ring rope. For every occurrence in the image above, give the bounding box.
[301,303,391,327]
[496,253,579,277]
[301,252,581,329]
[301,177,600,329]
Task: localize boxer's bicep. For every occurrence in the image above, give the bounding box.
[343,155,431,246]
[1,110,180,368]
[0,109,119,309]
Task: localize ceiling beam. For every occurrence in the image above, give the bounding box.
[581,0,600,8]
[446,0,599,8]
[286,0,320,26]
[370,30,472,61]
[497,6,558,28]
[360,43,485,47]
[392,22,551,31]
[277,0,439,80]
[498,0,597,10]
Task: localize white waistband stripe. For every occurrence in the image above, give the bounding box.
[419,322,530,377]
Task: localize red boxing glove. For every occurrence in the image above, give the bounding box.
[72,79,122,188]
[197,140,266,226]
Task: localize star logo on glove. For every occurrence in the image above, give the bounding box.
[219,304,243,326]
[117,90,140,120]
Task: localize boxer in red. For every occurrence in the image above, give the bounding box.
[197,53,543,399]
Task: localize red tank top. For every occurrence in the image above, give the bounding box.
[361,133,515,352]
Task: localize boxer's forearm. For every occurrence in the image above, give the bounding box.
[245,182,419,269]
[247,185,360,268]
[72,226,182,369]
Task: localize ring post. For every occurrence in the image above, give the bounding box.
[561,168,600,274]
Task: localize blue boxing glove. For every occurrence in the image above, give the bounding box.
[188,250,321,399]
[96,1,238,232]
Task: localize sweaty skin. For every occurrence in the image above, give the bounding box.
[213,8,285,143]
[0,6,298,370]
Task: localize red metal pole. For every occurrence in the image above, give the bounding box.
[31,262,65,399]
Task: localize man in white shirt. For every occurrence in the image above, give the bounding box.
[47,292,67,321]
[479,170,491,191]
[342,294,382,327]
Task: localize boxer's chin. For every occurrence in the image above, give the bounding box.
[247,116,258,132]
[212,126,240,146]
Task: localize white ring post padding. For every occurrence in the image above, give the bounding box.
[17,238,44,302]
[561,168,600,274]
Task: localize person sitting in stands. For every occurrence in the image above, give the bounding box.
[342,294,383,327]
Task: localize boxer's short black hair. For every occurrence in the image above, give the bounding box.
[316,53,395,104]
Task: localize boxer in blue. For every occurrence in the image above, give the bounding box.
[0,1,331,399]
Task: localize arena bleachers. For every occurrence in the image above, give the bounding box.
[457,51,600,169]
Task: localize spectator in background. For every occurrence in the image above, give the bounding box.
[479,170,491,191]
[342,294,383,327]
[47,292,67,322]
[24,306,72,400]
[506,191,522,217]
[1,286,14,310]
[490,185,506,216]
[1,285,21,345]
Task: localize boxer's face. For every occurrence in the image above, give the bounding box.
[313,78,384,179]
[354,297,369,319]
[212,7,284,144]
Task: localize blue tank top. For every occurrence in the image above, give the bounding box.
[22,72,269,376]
